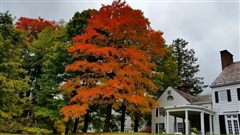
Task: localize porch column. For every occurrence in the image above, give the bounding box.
[200,111,205,135]
[185,110,189,135]
[166,111,170,133]
[209,115,213,135]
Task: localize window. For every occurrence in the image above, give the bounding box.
[225,115,240,134]
[167,95,174,100]
[156,108,165,117]
[215,90,231,103]
[219,90,228,102]
[167,90,171,95]
[177,123,184,133]
[156,123,165,133]
[159,108,165,117]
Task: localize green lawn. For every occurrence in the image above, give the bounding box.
[0,133,164,135]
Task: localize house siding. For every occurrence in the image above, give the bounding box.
[213,114,220,134]
[212,84,240,134]
[212,84,240,113]
[152,87,190,133]
[156,87,190,107]
[152,114,183,133]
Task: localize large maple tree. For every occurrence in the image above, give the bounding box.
[60,0,165,132]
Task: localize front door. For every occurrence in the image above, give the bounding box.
[225,115,240,134]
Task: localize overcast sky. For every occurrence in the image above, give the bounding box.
[1,0,239,94]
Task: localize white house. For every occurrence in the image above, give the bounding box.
[152,50,240,135]
[210,50,240,135]
[152,87,214,135]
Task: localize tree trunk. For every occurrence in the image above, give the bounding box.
[121,105,126,132]
[72,118,79,133]
[103,104,112,132]
[82,110,90,133]
[134,114,139,132]
[65,120,70,134]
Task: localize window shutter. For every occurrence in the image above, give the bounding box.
[238,114,240,128]
[227,90,231,102]
[219,115,226,134]
[156,108,159,117]
[156,123,158,133]
[215,91,219,103]
[237,88,240,100]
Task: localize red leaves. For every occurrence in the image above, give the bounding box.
[61,0,165,120]
[16,17,55,42]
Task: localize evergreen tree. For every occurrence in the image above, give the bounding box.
[66,9,98,39]
[170,38,204,95]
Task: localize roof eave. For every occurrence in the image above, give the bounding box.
[210,80,240,88]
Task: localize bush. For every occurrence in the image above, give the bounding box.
[0,119,52,134]
[22,127,52,135]
[0,120,23,133]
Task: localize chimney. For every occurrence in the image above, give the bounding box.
[220,50,233,70]
[177,86,190,94]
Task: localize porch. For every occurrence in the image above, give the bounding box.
[164,105,215,135]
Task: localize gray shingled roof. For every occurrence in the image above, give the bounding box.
[210,61,240,88]
[192,94,212,103]
[176,90,212,103]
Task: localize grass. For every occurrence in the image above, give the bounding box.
[0,133,165,135]
[77,133,162,135]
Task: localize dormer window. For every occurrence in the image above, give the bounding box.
[167,95,174,100]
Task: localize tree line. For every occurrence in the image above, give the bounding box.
[0,0,203,134]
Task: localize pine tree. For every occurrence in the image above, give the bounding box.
[66,9,98,39]
[170,38,204,95]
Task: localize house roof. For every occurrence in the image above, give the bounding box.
[210,61,240,88]
[176,90,212,103]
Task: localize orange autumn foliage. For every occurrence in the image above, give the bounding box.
[60,0,164,121]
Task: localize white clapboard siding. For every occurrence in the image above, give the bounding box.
[152,87,190,133]
[212,84,240,134]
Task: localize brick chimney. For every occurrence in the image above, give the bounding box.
[177,86,190,94]
[220,50,233,70]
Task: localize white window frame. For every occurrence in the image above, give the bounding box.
[225,115,240,134]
